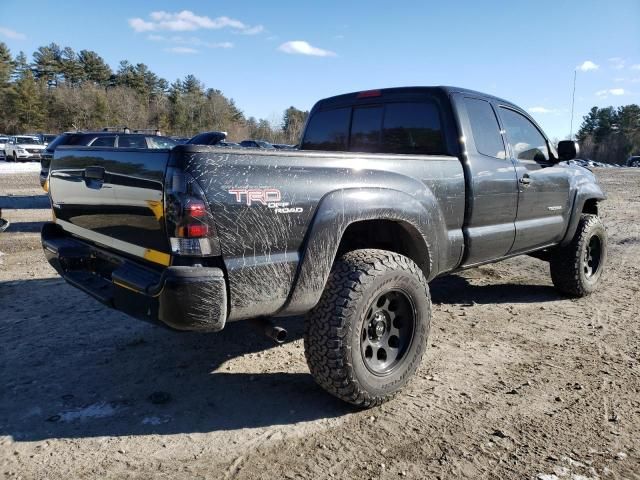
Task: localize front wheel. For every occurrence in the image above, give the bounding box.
[304,249,431,407]
[550,214,607,297]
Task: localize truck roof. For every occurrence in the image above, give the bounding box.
[312,86,518,111]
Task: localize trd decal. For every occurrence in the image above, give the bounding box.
[228,188,281,206]
[228,188,303,214]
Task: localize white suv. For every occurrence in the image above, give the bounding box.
[0,136,9,159]
[3,136,46,162]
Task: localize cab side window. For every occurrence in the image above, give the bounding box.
[499,107,549,163]
[464,98,506,159]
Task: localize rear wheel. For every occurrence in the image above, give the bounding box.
[550,214,607,297]
[304,249,431,407]
[13,152,18,163]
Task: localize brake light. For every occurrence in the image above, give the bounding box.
[180,223,209,238]
[165,169,220,257]
[357,89,381,99]
[185,199,206,218]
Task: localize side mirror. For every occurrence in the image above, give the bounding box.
[557,140,579,161]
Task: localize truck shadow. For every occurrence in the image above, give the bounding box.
[3,220,44,232]
[0,194,50,210]
[1,271,559,442]
[430,274,561,305]
[1,278,350,442]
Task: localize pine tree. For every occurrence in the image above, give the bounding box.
[10,69,45,130]
[60,47,84,85]
[32,42,63,86]
[78,50,112,86]
[0,42,13,87]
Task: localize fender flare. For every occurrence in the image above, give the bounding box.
[279,187,446,315]
[560,181,606,246]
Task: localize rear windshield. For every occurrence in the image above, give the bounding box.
[302,101,446,155]
[16,137,42,145]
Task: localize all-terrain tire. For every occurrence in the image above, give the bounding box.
[550,214,607,297]
[304,249,431,408]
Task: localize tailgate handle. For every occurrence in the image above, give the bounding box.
[84,166,105,181]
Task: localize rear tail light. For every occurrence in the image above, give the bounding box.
[164,169,220,257]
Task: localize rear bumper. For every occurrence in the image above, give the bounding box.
[41,222,227,332]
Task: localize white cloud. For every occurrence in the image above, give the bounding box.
[596,88,625,98]
[608,57,625,70]
[239,25,264,35]
[0,26,26,40]
[149,34,233,49]
[631,64,640,71]
[528,107,552,114]
[129,11,263,35]
[278,40,336,57]
[577,60,599,72]
[166,47,198,54]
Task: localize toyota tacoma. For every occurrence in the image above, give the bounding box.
[41,86,607,407]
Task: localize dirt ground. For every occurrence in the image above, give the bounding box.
[0,165,639,480]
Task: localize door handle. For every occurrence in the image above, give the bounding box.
[84,166,105,180]
[519,174,531,186]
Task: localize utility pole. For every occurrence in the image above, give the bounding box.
[569,69,577,140]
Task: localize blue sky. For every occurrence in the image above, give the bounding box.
[1,0,639,139]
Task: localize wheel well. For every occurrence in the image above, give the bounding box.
[583,199,598,215]
[336,220,431,276]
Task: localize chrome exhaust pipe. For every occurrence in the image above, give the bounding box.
[250,318,287,344]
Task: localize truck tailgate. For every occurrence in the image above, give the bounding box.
[48,147,172,266]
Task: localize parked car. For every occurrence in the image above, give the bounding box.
[187,131,227,146]
[4,135,46,162]
[40,134,58,145]
[217,141,241,147]
[39,131,178,189]
[0,136,9,159]
[42,86,607,407]
[170,136,191,144]
[627,156,640,167]
[239,140,275,149]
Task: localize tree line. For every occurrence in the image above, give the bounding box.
[576,104,639,164]
[0,42,308,144]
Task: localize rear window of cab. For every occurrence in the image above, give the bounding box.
[302,101,446,155]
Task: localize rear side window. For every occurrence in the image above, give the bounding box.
[380,102,445,155]
[90,136,116,147]
[301,108,350,151]
[118,135,147,148]
[464,98,506,159]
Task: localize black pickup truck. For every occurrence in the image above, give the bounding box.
[42,86,607,407]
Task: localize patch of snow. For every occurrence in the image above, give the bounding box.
[59,402,117,422]
[0,160,41,174]
[142,415,171,425]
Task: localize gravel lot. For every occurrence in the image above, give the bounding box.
[1,164,639,479]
